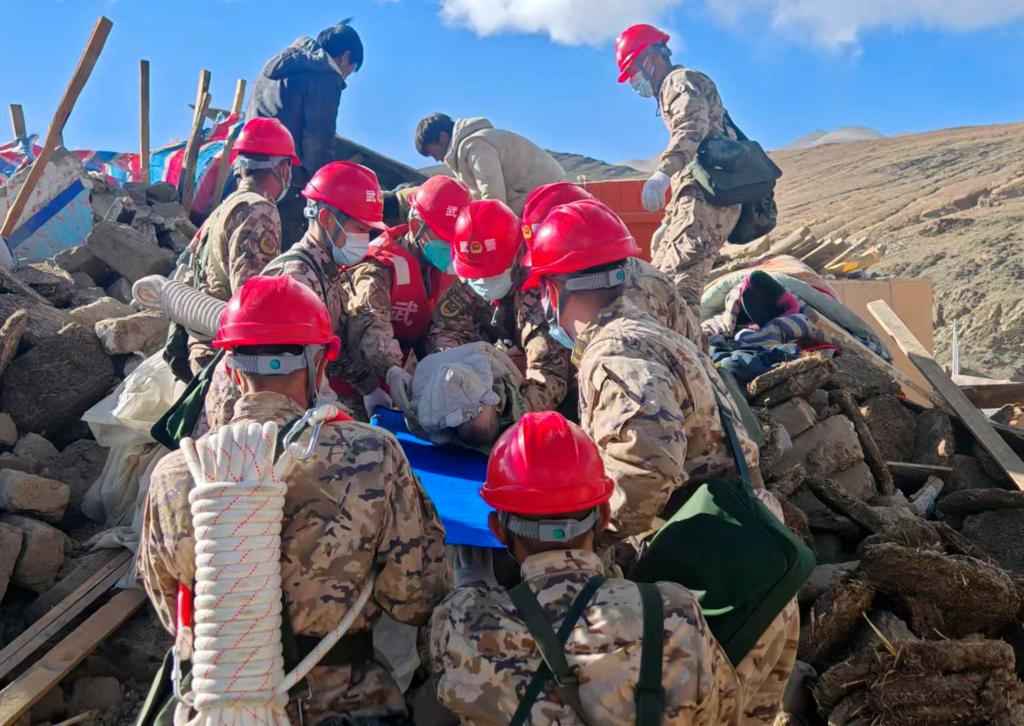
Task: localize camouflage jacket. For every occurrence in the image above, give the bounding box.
[657,66,730,184]
[138,391,451,720]
[572,297,760,537]
[340,258,406,396]
[623,257,698,340]
[429,549,741,724]
[427,255,571,413]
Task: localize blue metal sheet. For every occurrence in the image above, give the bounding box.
[8,178,92,261]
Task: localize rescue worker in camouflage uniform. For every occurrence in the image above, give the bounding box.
[616,24,741,308]
[524,200,798,723]
[174,117,298,374]
[429,411,742,724]
[205,161,386,427]
[140,275,451,724]
[427,198,570,413]
[339,175,471,417]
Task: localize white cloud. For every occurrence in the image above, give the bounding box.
[436,0,683,45]
[707,0,1024,49]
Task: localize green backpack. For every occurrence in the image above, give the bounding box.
[630,391,815,665]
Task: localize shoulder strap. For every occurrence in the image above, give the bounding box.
[635,583,665,726]
[713,388,753,489]
[509,575,605,726]
[275,249,329,303]
[722,110,748,142]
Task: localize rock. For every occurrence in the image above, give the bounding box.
[70,271,95,289]
[146,181,179,204]
[0,520,22,601]
[770,415,863,479]
[992,404,1024,429]
[811,533,846,563]
[13,432,59,470]
[30,686,66,723]
[806,389,830,419]
[860,395,917,461]
[852,609,917,652]
[830,461,876,501]
[159,229,191,254]
[48,439,107,524]
[780,661,817,718]
[0,323,118,434]
[911,409,955,465]
[150,200,189,226]
[94,310,168,355]
[70,286,107,307]
[12,262,75,306]
[69,676,123,714]
[0,308,28,377]
[86,221,176,283]
[826,354,901,400]
[768,398,818,438]
[123,181,149,205]
[0,513,70,592]
[52,244,111,284]
[0,453,35,473]
[91,189,129,221]
[0,471,69,522]
[947,454,1002,493]
[799,561,860,604]
[105,276,133,304]
[0,413,16,449]
[69,296,133,329]
[962,509,1024,573]
[938,488,1024,515]
[749,355,837,406]
[0,295,73,349]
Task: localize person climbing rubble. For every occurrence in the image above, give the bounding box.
[339,175,472,418]
[524,199,798,722]
[170,117,298,378]
[615,23,741,308]
[413,113,565,214]
[138,275,451,724]
[426,197,572,413]
[429,411,743,724]
[204,160,387,427]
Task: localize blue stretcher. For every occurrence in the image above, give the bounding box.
[371,409,500,548]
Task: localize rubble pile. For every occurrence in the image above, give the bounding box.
[751,352,1024,724]
[0,176,187,724]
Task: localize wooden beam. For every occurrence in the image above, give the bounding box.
[211,78,247,206]
[0,551,132,681]
[139,59,151,185]
[823,236,868,269]
[887,461,953,482]
[959,382,1024,409]
[867,299,1024,492]
[0,16,113,240]
[178,68,212,214]
[0,588,146,723]
[9,104,26,140]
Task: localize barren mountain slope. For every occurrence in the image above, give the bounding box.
[770,121,1024,379]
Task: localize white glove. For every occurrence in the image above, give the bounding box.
[641,170,671,212]
[386,365,414,413]
[362,388,392,417]
[452,546,498,588]
[650,222,668,257]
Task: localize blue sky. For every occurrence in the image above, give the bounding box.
[1,0,1023,173]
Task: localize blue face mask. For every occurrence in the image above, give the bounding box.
[423,240,453,272]
[630,71,654,99]
[466,270,514,302]
[542,289,574,350]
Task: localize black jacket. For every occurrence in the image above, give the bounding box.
[248,37,345,182]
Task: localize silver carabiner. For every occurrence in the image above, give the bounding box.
[281,408,328,461]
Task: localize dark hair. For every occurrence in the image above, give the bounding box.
[317,19,363,70]
[414,113,455,156]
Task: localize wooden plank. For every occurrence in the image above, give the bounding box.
[887,461,953,481]
[959,382,1024,409]
[769,225,811,256]
[0,588,146,723]
[0,16,113,239]
[9,104,26,139]
[867,299,1024,492]
[139,59,151,185]
[178,68,212,213]
[823,235,867,268]
[211,78,247,207]
[0,551,132,681]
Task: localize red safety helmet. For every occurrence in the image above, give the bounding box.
[213,275,341,360]
[408,176,472,243]
[480,411,613,515]
[522,182,595,240]
[231,118,300,165]
[522,199,641,289]
[302,161,387,230]
[452,200,522,279]
[615,24,670,83]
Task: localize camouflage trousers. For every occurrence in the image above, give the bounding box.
[735,599,800,724]
[652,186,741,309]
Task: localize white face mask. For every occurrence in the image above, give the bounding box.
[466,270,514,301]
[275,166,292,203]
[333,230,371,267]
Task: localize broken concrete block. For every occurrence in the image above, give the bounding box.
[87,221,176,283]
[0,308,28,377]
[69,676,123,714]
[159,229,191,254]
[13,261,76,307]
[94,310,168,355]
[0,295,72,349]
[69,296,133,329]
[0,519,22,601]
[861,395,917,462]
[146,181,179,204]
[830,461,876,501]
[769,397,818,438]
[806,389,830,419]
[0,453,35,473]
[47,439,107,525]
[770,415,863,479]
[749,355,837,406]
[0,513,70,592]
[70,271,95,289]
[911,409,955,466]
[53,244,111,283]
[105,276,133,304]
[0,470,70,522]
[962,509,1024,573]
[13,432,59,469]
[0,323,118,434]
[0,413,16,449]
